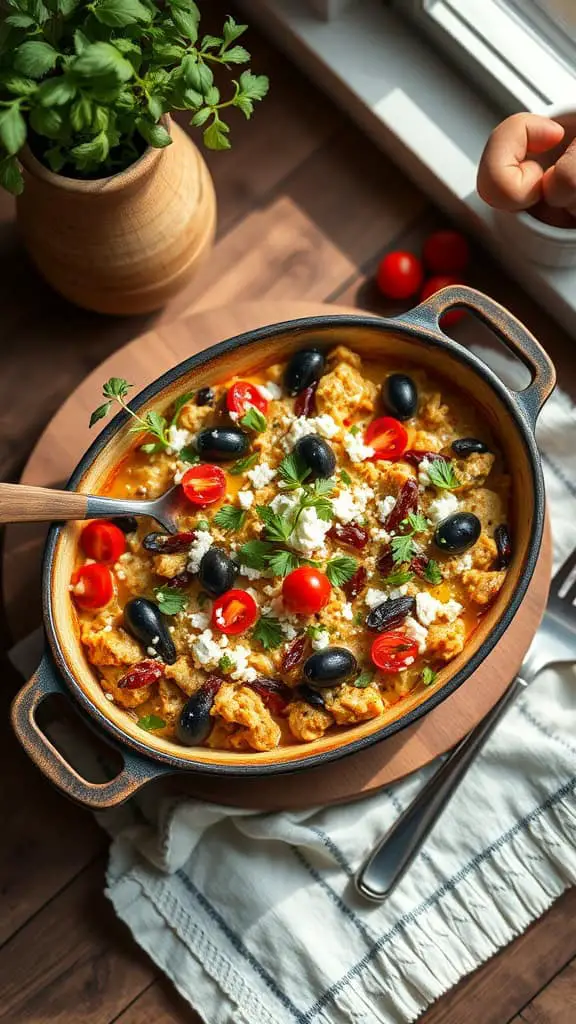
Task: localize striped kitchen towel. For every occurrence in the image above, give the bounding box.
[11,342,576,1024]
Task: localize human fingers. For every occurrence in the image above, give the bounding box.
[477,113,565,210]
[542,136,576,214]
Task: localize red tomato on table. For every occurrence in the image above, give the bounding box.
[423,229,470,274]
[226,381,268,418]
[181,464,226,506]
[71,563,114,610]
[364,417,408,460]
[211,589,258,635]
[420,275,465,328]
[376,251,423,300]
[80,520,126,563]
[282,567,331,616]
[371,631,418,672]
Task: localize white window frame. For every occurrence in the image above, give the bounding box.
[397,0,576,112]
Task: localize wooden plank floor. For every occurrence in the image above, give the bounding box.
[0,4,574,1021]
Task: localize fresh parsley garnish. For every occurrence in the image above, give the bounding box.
[213,505,246,531]
[349,424,360,436]
[381,569,415,587]
[421,667,437,686]
[90,376,175,454]
[178,445,200,465]
[170,391,194,425]
[252,616,284,650]
[267,549,300,577]
[228,453,259,475]
[137,714,166,732]
[256,505,293,543]
[325,556,358,587]
[238,539,274,570]
[154,586,189,616]
[424,559,443,585]
[196,519,210,531]
[427,459,460,490]
[406,512,429,533]
[354,611,364,626]
[391,534,417,564]
[240,407,267,432]
[218,654,234,673]
[277,450,311,490]
[354,671,373,689]
[340,469,352,486]
[299,478,334,521]
[307,624,327,640]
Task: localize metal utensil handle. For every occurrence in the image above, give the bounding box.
[355,676,528,901]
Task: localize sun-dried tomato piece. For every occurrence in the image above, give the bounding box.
[342,565,367,600]
[327,521,369,550]
[281,634,307,673]
[118,660,165,690]
[410,554,429,578]
[494,524,512,569]
[143,531,196,553]
[402,450,446,467]
[249,677,291,716]
[385,479,419,532]
[294,382,318,417]
[376,548,395,577]
[162,571,194,590]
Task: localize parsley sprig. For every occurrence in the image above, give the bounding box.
[240,407,267,433]
[391,511,430,565]
[137,714,166,732]
[424,559,443,586]
[422,667,437,686]
[252,616,284,650]
[427,459,460,490]
[325,556,358,587]
[89,377,197,458]
[154,586,189,616]
[213,505,246,531]
[228,453,259,476]
[277,451,311,490]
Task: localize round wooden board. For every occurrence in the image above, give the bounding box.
[3,300,551,808]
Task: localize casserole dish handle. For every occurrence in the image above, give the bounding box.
[397,284,556,427]
[11,654,174,810]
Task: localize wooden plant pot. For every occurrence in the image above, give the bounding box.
[16,118,217,316]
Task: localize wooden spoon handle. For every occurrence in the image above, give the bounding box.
[0,483,89,524]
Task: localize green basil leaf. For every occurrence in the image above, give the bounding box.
[37,76,76,106]
[0,156,23,195]
[14,40,58,79]
[136,118,172,148]
[0,105,26,155]
[73,42,134,83]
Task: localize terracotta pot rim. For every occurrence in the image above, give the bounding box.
[18,114,171,194]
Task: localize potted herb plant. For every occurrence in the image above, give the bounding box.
[0,1,268,314]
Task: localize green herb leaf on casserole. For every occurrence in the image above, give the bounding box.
[381,569,415,587]
[218,654,234,673]
[277,450,311,489]
[178,445,200,464]
[354,671,373,689]
[421,667,437,686]
[427,459,460,490]
[405,512,429,533]
[154,586,189,615]
[252,616,284,650]
[213,505,246,531]
[256,506,293,542]
[137,714,166,732]
[267,549,300,577]
[424,559,443,585]
[325,556,358,587]
[340,469,352,485]
[238,539,274,570]
[170,390,195,426]
[240,406,267,432]
[228,452,259,475]
[390,534,417,564]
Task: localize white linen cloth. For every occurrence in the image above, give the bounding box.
[11,343,576,1024]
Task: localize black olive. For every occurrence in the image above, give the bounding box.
[494,524,512,569]
[451,437,490,457]
[198,547,237,596]
[297,684,326,708]
[110,516,138,535]
[382,373,418,421]
[123,597,177,665]
[284,348,325,396]
[176,680,221,746]
[366,596,415,632]
[434,512,481,554]
[195,426,249,461]
[294,434,336,480]
[195,387,215,406]
[303,647,358,688]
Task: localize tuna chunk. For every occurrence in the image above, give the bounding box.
[288,701,334,742]
[324,684,384,724]
[210,683,281,751]
[461,569,506,605]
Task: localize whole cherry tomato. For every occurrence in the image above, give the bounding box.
[71,563,114,610]
[211,588,258,635]
[364,416,408,460]
[371,631,418,672]
[226,381,268,419]
[420,275,465,328]
[282,567,331,616]
[423,229,470,274]
[376,251,423,300]
[80,520,126,564]
[181,464,226,506]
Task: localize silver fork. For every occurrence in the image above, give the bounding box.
[355,548,576,902]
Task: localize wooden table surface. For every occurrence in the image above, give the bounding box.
[0,4,574,1021]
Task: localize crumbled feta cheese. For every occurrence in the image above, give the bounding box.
[405,616,428,653]
[313,414,340,439]
[238,489,255,509]
[270,489,301,516]
[290,506,332,557]
[377,495,396,523]
[166,424,193,454]
[365,587,389,610]
[189,628,223,668]
[343,431,375,463]
[225,645,258,683]
[281,414,339,451]
[186,529,214,573]
[427,492,459,525]
[418,458,433,488]
[265,595,298,624]
[280,623,297,640]
[146,646,158,657]
[173,462,187,485]
[371,527,390,543]
[456,551,473,571]
[258,381,282,401]
[240,564,262,580]
[247,461,276,490]
[332,483,374,524]
[415,592,463,627]
[189,611,210,630]
[389,585,409,599]
[311,629,330,651]
[341,602,354,621]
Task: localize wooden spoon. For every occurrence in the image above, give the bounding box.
[0,482,182,533]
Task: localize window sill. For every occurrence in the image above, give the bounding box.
[240,0,576,334]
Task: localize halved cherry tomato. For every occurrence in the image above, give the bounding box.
[226,381,268,418]
[282,567,331,616]
[71,563,114,610]
[80,520,126,564]
[364,417,408,460]
[420,275,465,327]
[211,588,258,635]
[376,251,423,300]
[371,631,418,672]
[181,464,226,506]
[423,230,470,274]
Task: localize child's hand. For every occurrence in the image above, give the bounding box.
[477,112,571,212]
